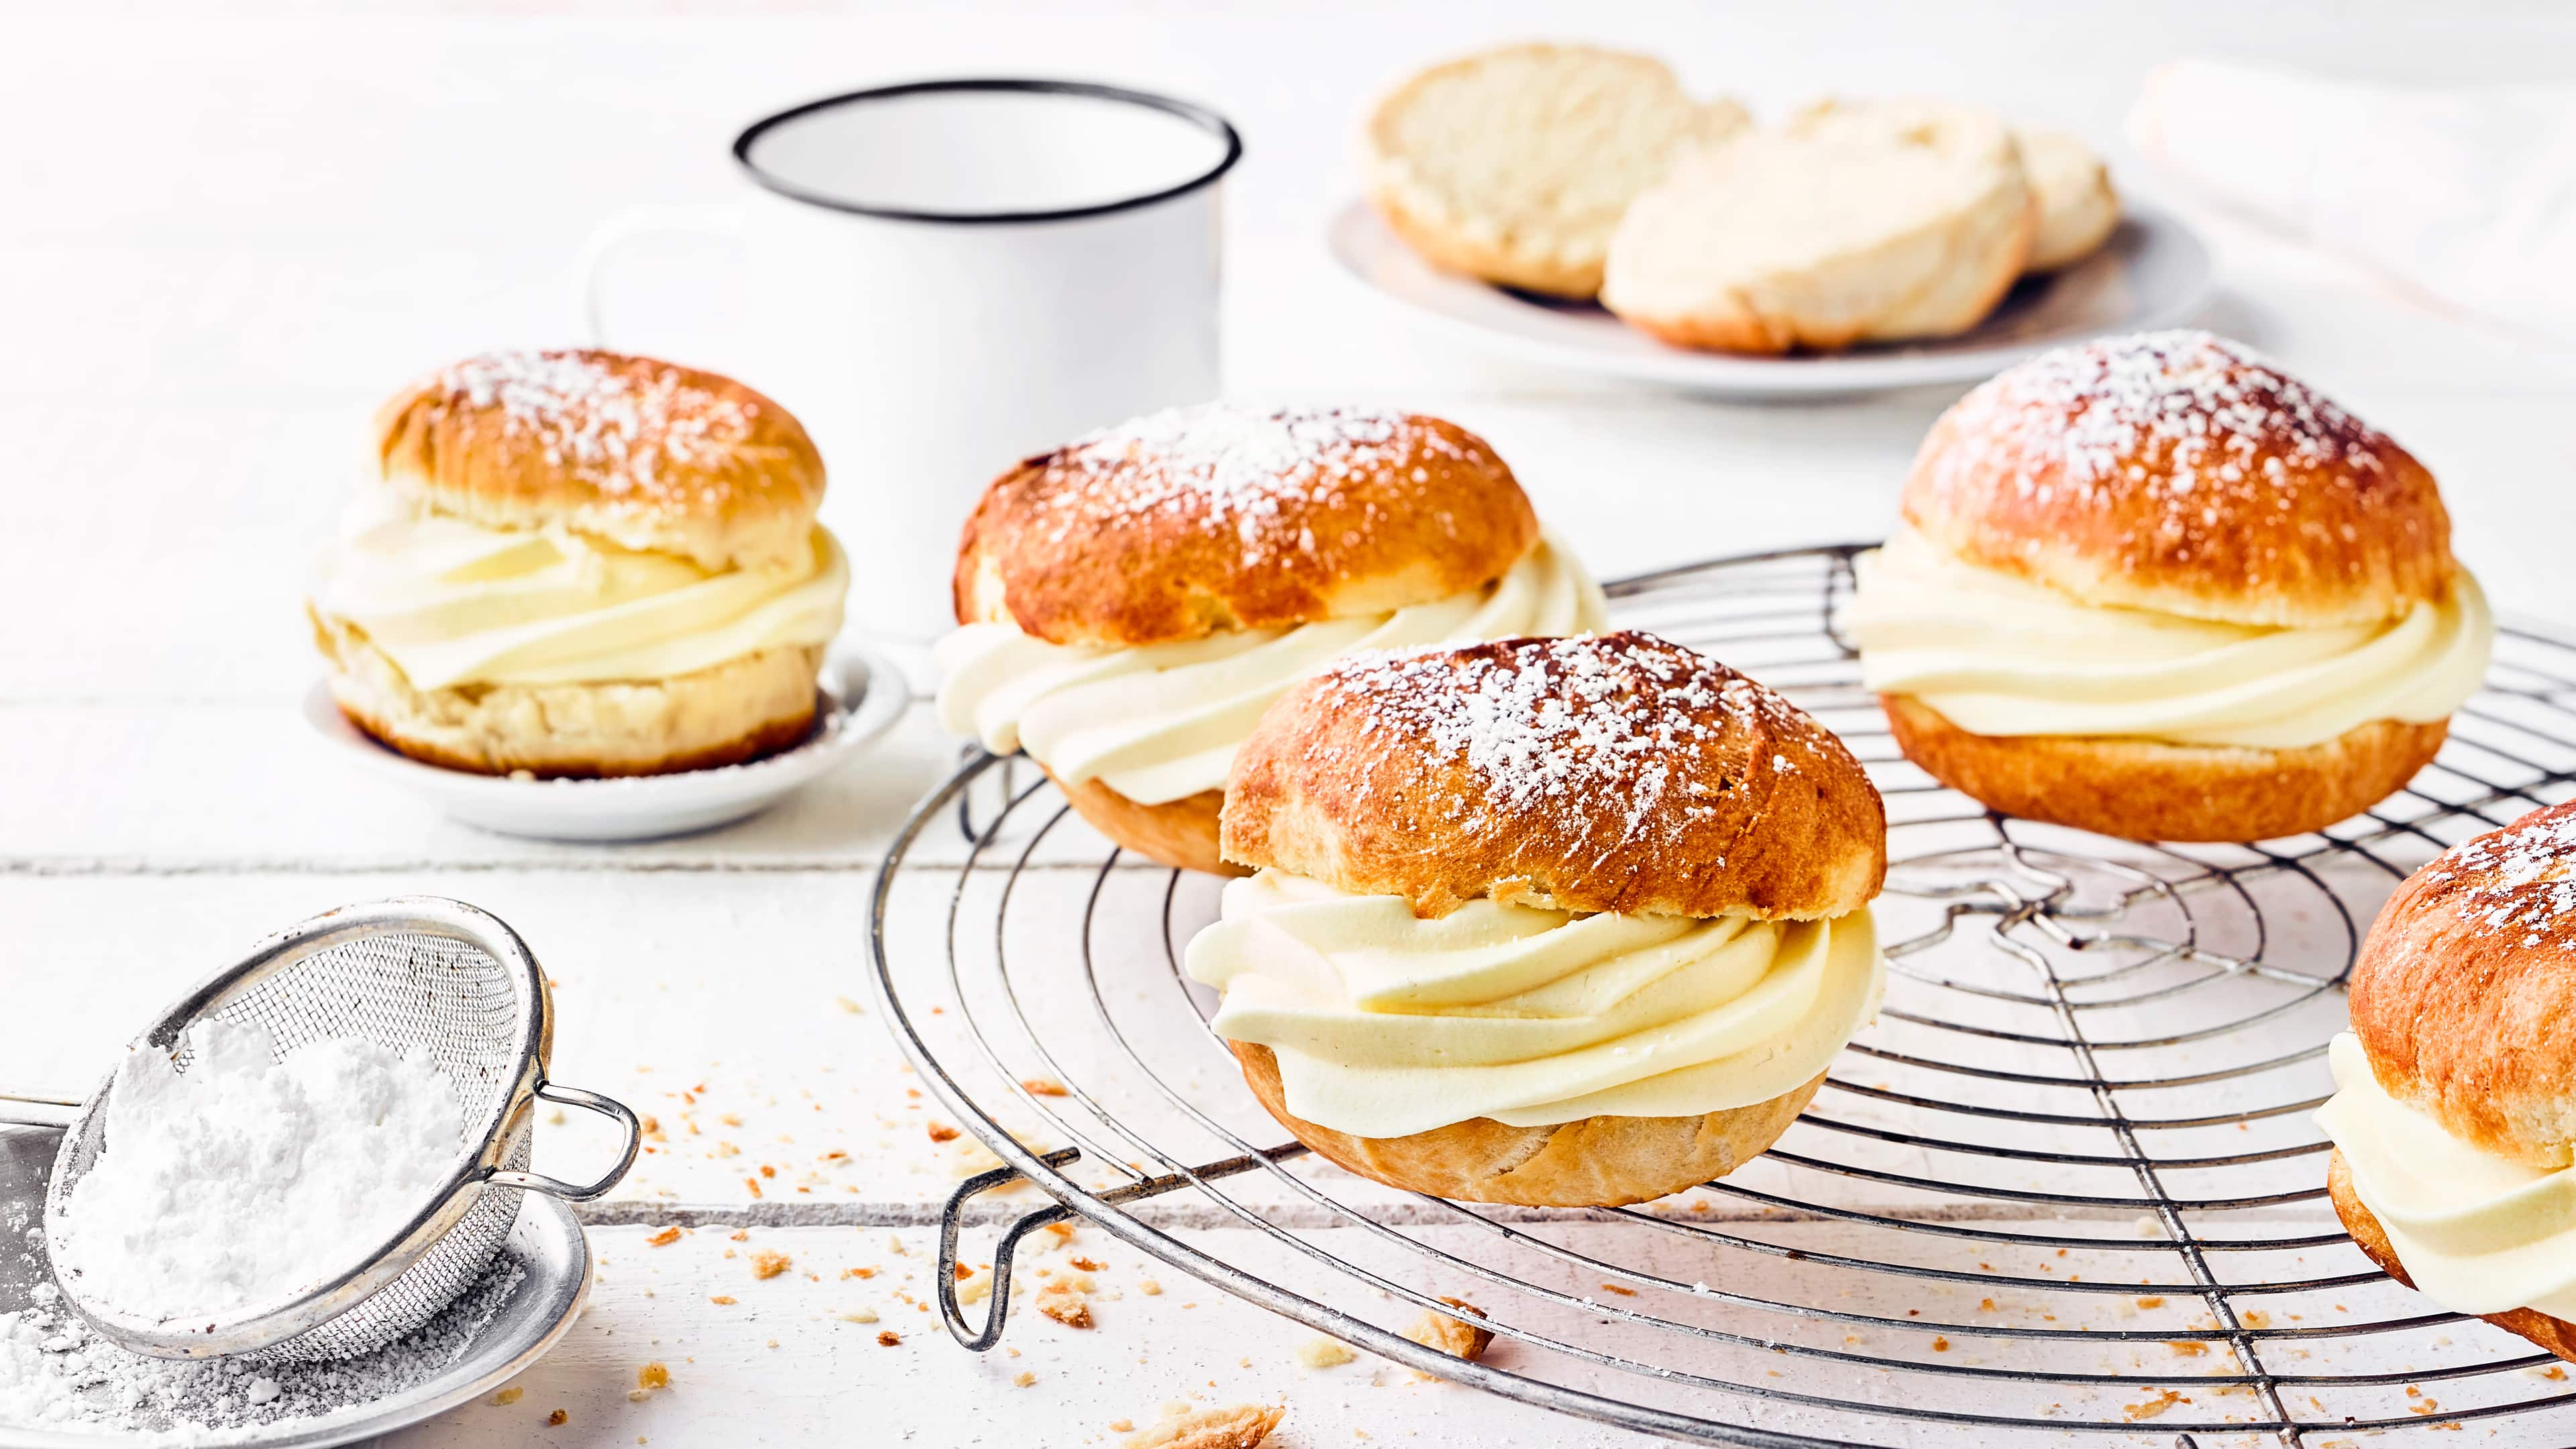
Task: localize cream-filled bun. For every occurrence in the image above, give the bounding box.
[2321,800,2576,1363]
[1849,330,2491,842]
[1189,631,1887,1206]
[309,349,847,777]
[934,405,1607,875]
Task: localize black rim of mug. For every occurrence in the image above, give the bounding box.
[732,78,1244,225]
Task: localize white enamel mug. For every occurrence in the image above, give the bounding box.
[582,80,1241,641]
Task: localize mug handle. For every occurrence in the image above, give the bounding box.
[574,203,745,347]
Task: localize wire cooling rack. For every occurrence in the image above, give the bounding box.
[865,545,2576,1447]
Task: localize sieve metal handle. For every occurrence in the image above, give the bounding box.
[486,1082,642,1201]
[0,1091,80,1130]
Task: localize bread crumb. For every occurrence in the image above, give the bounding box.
[1023,1078,1069,1096]
[708,1296,736,1305]
[490,1387,523,1406]
[637,1362,669,1390]
[1139,1279,1163,1295]
[643,1226,681,1248]
[2135,1295,2164,1309]
[751,1249,793,1280]
[843,1266,878,1279]
[841,1307,879,1324]
[2239,1308,2271,1329]
[2122,1390,2185,1421]
[1402,1298,1492,1362]
[1110,1421,1134,1434]
[835,996,863,1013]
[2167,1341,2209,1356]
[1069,1256,1105,1272]
[625,1389,651,1403]
[1013,1371,1037,1387]
[877,1330,902,1346]
[1122,1403,1284,1449]
[1598,1283,1636,1297]
[547,1409,570,1426]
[959,1271,992,1306]
[1296,1338,1355,1368]
[1931,1336,1949,1352]
[927,1122,961,1142]
[1038,1296,1095,1329]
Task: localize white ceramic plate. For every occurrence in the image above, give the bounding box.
[1327,197,2216,398]
[305,648,912,842]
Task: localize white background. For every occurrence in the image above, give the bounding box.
[3,2,2573,1446]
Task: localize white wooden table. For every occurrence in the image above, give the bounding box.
[5,4,2573,1445]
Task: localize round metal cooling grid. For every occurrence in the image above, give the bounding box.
[868,544,2576,1446]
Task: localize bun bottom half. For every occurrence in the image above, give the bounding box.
[1042,767,1246,877]
[2328,1148,2576,1364]
[1880,694,2448,843]
[1230,1041,1818,1207]
[317,614,820,778]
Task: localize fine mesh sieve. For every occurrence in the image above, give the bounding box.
[1,896,640,1362]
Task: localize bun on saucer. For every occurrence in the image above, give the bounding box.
[2320,800,2576,1363]
[1849,330,2491,842]
[1188,631,1886,1207]
[309,349,847,777]
[934,405,1607,875]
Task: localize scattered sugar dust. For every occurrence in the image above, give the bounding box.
[0,1257,525,1443]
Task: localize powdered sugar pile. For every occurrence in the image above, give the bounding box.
[1038,404,1450,564]
[432,350,759,494]
[52,1020,470,1324]
[0,1260,524,1442]
[2424,801,2576,948]
[1315,632,1816,838]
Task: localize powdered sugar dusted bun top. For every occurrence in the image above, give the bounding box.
[953,404,1540,648]
[373,349,826,572]
[1903,330,2456,629]
[1221,631,1886,920]
[2350,799,2576,1169]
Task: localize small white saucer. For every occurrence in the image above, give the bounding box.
[304,648,913,842]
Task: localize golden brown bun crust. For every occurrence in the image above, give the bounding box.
[2329,1149,2576,1364]
[1224,631,1886,919]
[315,612,819,777]
[952,407,1539,648]
[1902,331,2455,629]
[1881,694,2445,843]
[2348,800,2576,1169]
[374,350,825,572]
[1040,769,1248,877]
[1233,1042,1817,1207]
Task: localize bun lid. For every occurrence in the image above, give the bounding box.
[372,349,825,572]
[1902,330,2457,629]
[952,404,1541,649]
[2351,799,2576,1169]
[1220,630,1886,920]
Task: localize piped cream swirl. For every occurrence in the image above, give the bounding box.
[2316,1033,2576,1320]
[932,534,1607,805]
[1847,527,2491,749]
[311,498,847,690]
[1185,870,1884,1138]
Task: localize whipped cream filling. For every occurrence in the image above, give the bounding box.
[1847,527,2492,749]
[2316,1033,2576,1320]
[931,534,1607,806]
[311,496,847,690]
[1184,869,1884,1138]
